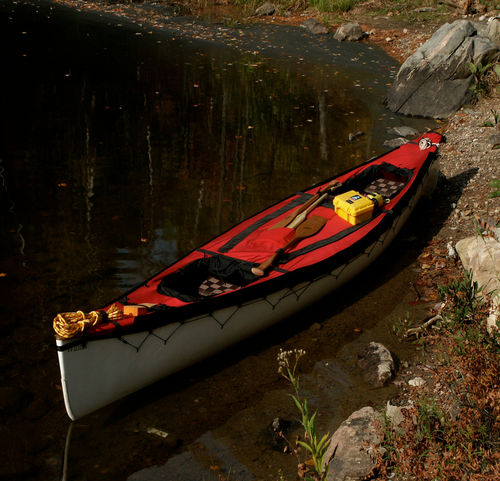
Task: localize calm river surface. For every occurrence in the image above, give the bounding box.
[1,1,435,479]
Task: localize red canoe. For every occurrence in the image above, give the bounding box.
[55,132,442,419]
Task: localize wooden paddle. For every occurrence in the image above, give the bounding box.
[270,180,341,229]
[287,192,328,230]
[251,215,328,276]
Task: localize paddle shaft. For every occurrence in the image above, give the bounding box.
[287,192,328,230]
[270,180,341,229]
[252,215,327,276]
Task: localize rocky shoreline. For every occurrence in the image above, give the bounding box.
[47,1,500,479]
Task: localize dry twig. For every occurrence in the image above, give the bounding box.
[405,314,444,337]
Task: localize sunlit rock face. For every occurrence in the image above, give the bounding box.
[386,20,499,119]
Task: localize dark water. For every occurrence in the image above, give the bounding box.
[0,1,435,480]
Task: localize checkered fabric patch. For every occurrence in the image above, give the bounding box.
[198,276,241,297]
[364,178,406,198]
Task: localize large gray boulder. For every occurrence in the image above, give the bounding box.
[455,229,500,334]
[386,20,499,118]
[455,229,500,295]
[324,407,384,481]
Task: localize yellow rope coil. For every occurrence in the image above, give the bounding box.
[53,303,123,339]
[107,303,123,321]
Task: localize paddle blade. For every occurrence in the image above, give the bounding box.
[294,215,327,239]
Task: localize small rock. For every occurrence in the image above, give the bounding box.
[386,400,412,433]
[324,407,384,480]
[383,137,408,148]
[255,2,275,16]
[334,22,364,41]
[146,427,169,439]
[357,342,395,387]
[433,301,445,314]
[408,376,425,387]
[487,304,499,335]
[301,18,328,35]
[447,241,457,258]
[388,126,418,138]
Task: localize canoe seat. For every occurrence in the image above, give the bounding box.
[158,254,256,302]
[336,162,411,201]
[364,177,406,199]
[198,276,241,297]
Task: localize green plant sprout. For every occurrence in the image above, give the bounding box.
[481,109,499,127]
[490,179,500,198]
[494,64,500,95]
[439,270,484,326]
[468,61,492,98]
[277,348,331,481]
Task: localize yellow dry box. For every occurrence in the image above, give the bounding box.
[333,190,382,225]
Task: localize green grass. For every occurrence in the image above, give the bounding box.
[309,0,360,12]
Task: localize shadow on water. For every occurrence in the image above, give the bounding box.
[0,1,447,480]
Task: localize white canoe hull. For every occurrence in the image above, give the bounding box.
[56,157,438,420]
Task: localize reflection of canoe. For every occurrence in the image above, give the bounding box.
[56,132,442,420]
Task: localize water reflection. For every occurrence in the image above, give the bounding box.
[0,1,432,480]
[1,2,399,310]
